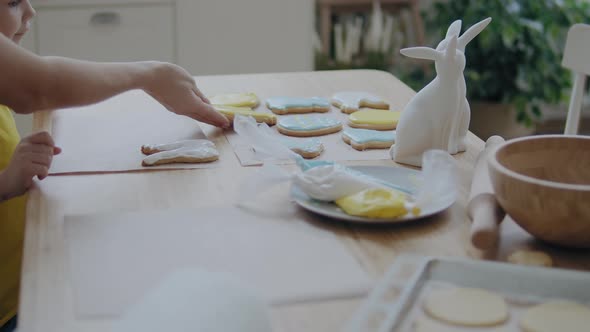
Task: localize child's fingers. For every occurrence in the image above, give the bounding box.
[54,146,62,155]
[29,152,53,167]
[26,163,49,181]
[23,131,56,147]
[190,96,230,128]
[24,144,54,156]
[192,86,211,104]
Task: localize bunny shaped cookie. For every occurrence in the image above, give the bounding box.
[390,35,464,167]
[437,18,492,153]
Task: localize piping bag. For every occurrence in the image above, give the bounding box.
[233,115,457,214]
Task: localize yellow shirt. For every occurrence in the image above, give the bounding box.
[0,105,26,326]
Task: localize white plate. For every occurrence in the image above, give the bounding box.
[290,165,454,224]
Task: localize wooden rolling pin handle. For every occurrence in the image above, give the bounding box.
[468,193,506,249]
[467,135,506,250]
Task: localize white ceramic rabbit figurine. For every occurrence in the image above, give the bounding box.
[390,18,491,166]
[390,35,464,167]
[437,18,492,153]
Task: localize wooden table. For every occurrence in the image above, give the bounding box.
[19,70,590,332]
[318,0,426,54]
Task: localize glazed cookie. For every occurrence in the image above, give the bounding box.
[141,139,219,166]
[277,115,342,137]
[215,105,277,126]
[331,92,389,114]
[266,97,331,115]
[209,92,259,108]
[342,128,396,151]
[141,139,215,155]
[279,137,324,159]
[348,109,401,130]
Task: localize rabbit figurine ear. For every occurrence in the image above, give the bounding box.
[400,47,442,61]
[446,20,462,38]
[445,35,458,58]
[458,17,492,51]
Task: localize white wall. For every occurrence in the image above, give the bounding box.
[176,0,314,75]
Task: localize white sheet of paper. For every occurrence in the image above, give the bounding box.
[50,90,220,174]
[64,206,372,317]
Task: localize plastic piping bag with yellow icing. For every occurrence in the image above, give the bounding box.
[233,115,457,214]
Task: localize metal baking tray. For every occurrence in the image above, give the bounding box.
[345,255,590,332]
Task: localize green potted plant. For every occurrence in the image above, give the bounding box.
[409,0,590,139]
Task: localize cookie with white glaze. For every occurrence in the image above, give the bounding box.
[266,97,331,115]
[141,140,219,166]
[331,92,389,114]
[277,115,342,137]
[348,109,401,130]
[342,128,396,150]
[280,137,324,158]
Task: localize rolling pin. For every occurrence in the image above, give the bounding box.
[467,135,506,250]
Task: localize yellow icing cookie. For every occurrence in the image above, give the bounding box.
[210,92,260,108]
[335,188,415,219]
[348,109,401,130]
[215,105,276,126]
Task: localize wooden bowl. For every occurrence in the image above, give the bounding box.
[488,135,590,248]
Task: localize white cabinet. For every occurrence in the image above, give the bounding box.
[35,4,175,62]
[29,0,314,74]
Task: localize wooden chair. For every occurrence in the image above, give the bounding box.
[563,23,590,135]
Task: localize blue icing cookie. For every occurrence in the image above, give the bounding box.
[343,128,396,143]
[280,137,323,153]
[278,115,341,132]
[266,97,331,114]
[342,128,396,150]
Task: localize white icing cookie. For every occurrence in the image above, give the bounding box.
[266,97,331,115]
[342,128,396,150]
[331,91,389,114]
[141,140,219,166]
[279,137,324,159]
[277,115,342,137]
[209,92,260,108]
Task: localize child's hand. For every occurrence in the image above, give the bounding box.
[142,62,230,128]
[0,131,61,199]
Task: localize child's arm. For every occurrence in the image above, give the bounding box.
[0,34,228,128]
[0,132,60,201]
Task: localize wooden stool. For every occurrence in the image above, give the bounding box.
[318,0,425,54]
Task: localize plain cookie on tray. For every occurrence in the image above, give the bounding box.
[277,115,342,137]
[348,109,401,131]
[215,105,277,126]
[141,139,219,166]
[266,96,331,115]
[423,287,509,327]
[342,127,396,150]
[331,91,389,114]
